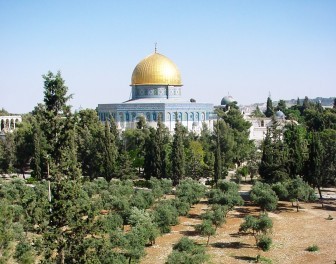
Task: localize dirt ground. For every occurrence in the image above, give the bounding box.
[141,184,336,264]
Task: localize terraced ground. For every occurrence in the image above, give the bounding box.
[141,184,336,264]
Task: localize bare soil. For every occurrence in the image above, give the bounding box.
[141,184,336,264]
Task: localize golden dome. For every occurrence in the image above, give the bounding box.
[131,52,182,86]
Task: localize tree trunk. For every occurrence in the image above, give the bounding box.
[129,257,132,264]
[317,186,323,208]
[207,235,210,246]
[296,199,299,212]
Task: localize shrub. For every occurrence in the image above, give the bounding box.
[149,177,164,199]
[153,201,178,233]
[176,179,206,205]
[257,235,272,252]
[97,212,123,233]
[131,190,154,209]
[306,244,319,252]
[217,180,239,193]
[173,198,191,216]
[173,237,196,252]
[14,240,35,264]
[326,214,333,220]
[167,237,208,264]
[271,182,289,200]
[287,177,317,211]
[160,178,173,194]
[257,214,273,234]
[208,181,244,211]
[250,182,278,212]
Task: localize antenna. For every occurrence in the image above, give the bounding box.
[154,42,157,53]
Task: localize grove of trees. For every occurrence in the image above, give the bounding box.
[0,71,334,263]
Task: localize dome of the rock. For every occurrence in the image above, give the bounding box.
[131,52,182,86]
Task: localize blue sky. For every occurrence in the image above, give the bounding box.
[1,0,335,113]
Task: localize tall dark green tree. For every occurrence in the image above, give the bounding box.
[13,118,34,178]
[32,71,80,180]
[58,128,81,180]
[214,120,222,186]
[200,123,214,179]
[102,121,118,180]
[276,99,287,112]
[75,109,105,179]
[0,132,15,173]
[43,180,96,264]
[259,122,289,183]
[143,128,156,180]
[41,71,72,164]
[302,96,311,113]
[283,124,308,178]
[265,97,274,117]
[154,116,169,178]
[221,106,252,166]
[186,140,205,180]
[171,121,185,185]
[32,123,44,180]
[320,129,336,187]
[304,132,325,198]
[117,150,136,179]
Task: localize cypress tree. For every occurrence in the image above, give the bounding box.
[214,120,221,186]
[154,116,167,178]
[171,121,185,185]
[265,97,274,117]
[103,121,117,180]
[143,128,156,180]
[33,128,42,180]
[305,132,324,198]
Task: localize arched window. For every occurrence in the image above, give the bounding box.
[178,112,182,121]
[184,112,188,121]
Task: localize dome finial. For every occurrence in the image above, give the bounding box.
[154,42,157,53]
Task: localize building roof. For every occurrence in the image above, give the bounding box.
[131,52,182,86]
[221,95,235,105]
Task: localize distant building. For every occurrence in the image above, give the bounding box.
[242,109,296,145]
[97,50,215,133]
[0,115,22,139]
[0,115,22,132]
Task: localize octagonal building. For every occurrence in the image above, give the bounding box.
[97,50,214,132]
